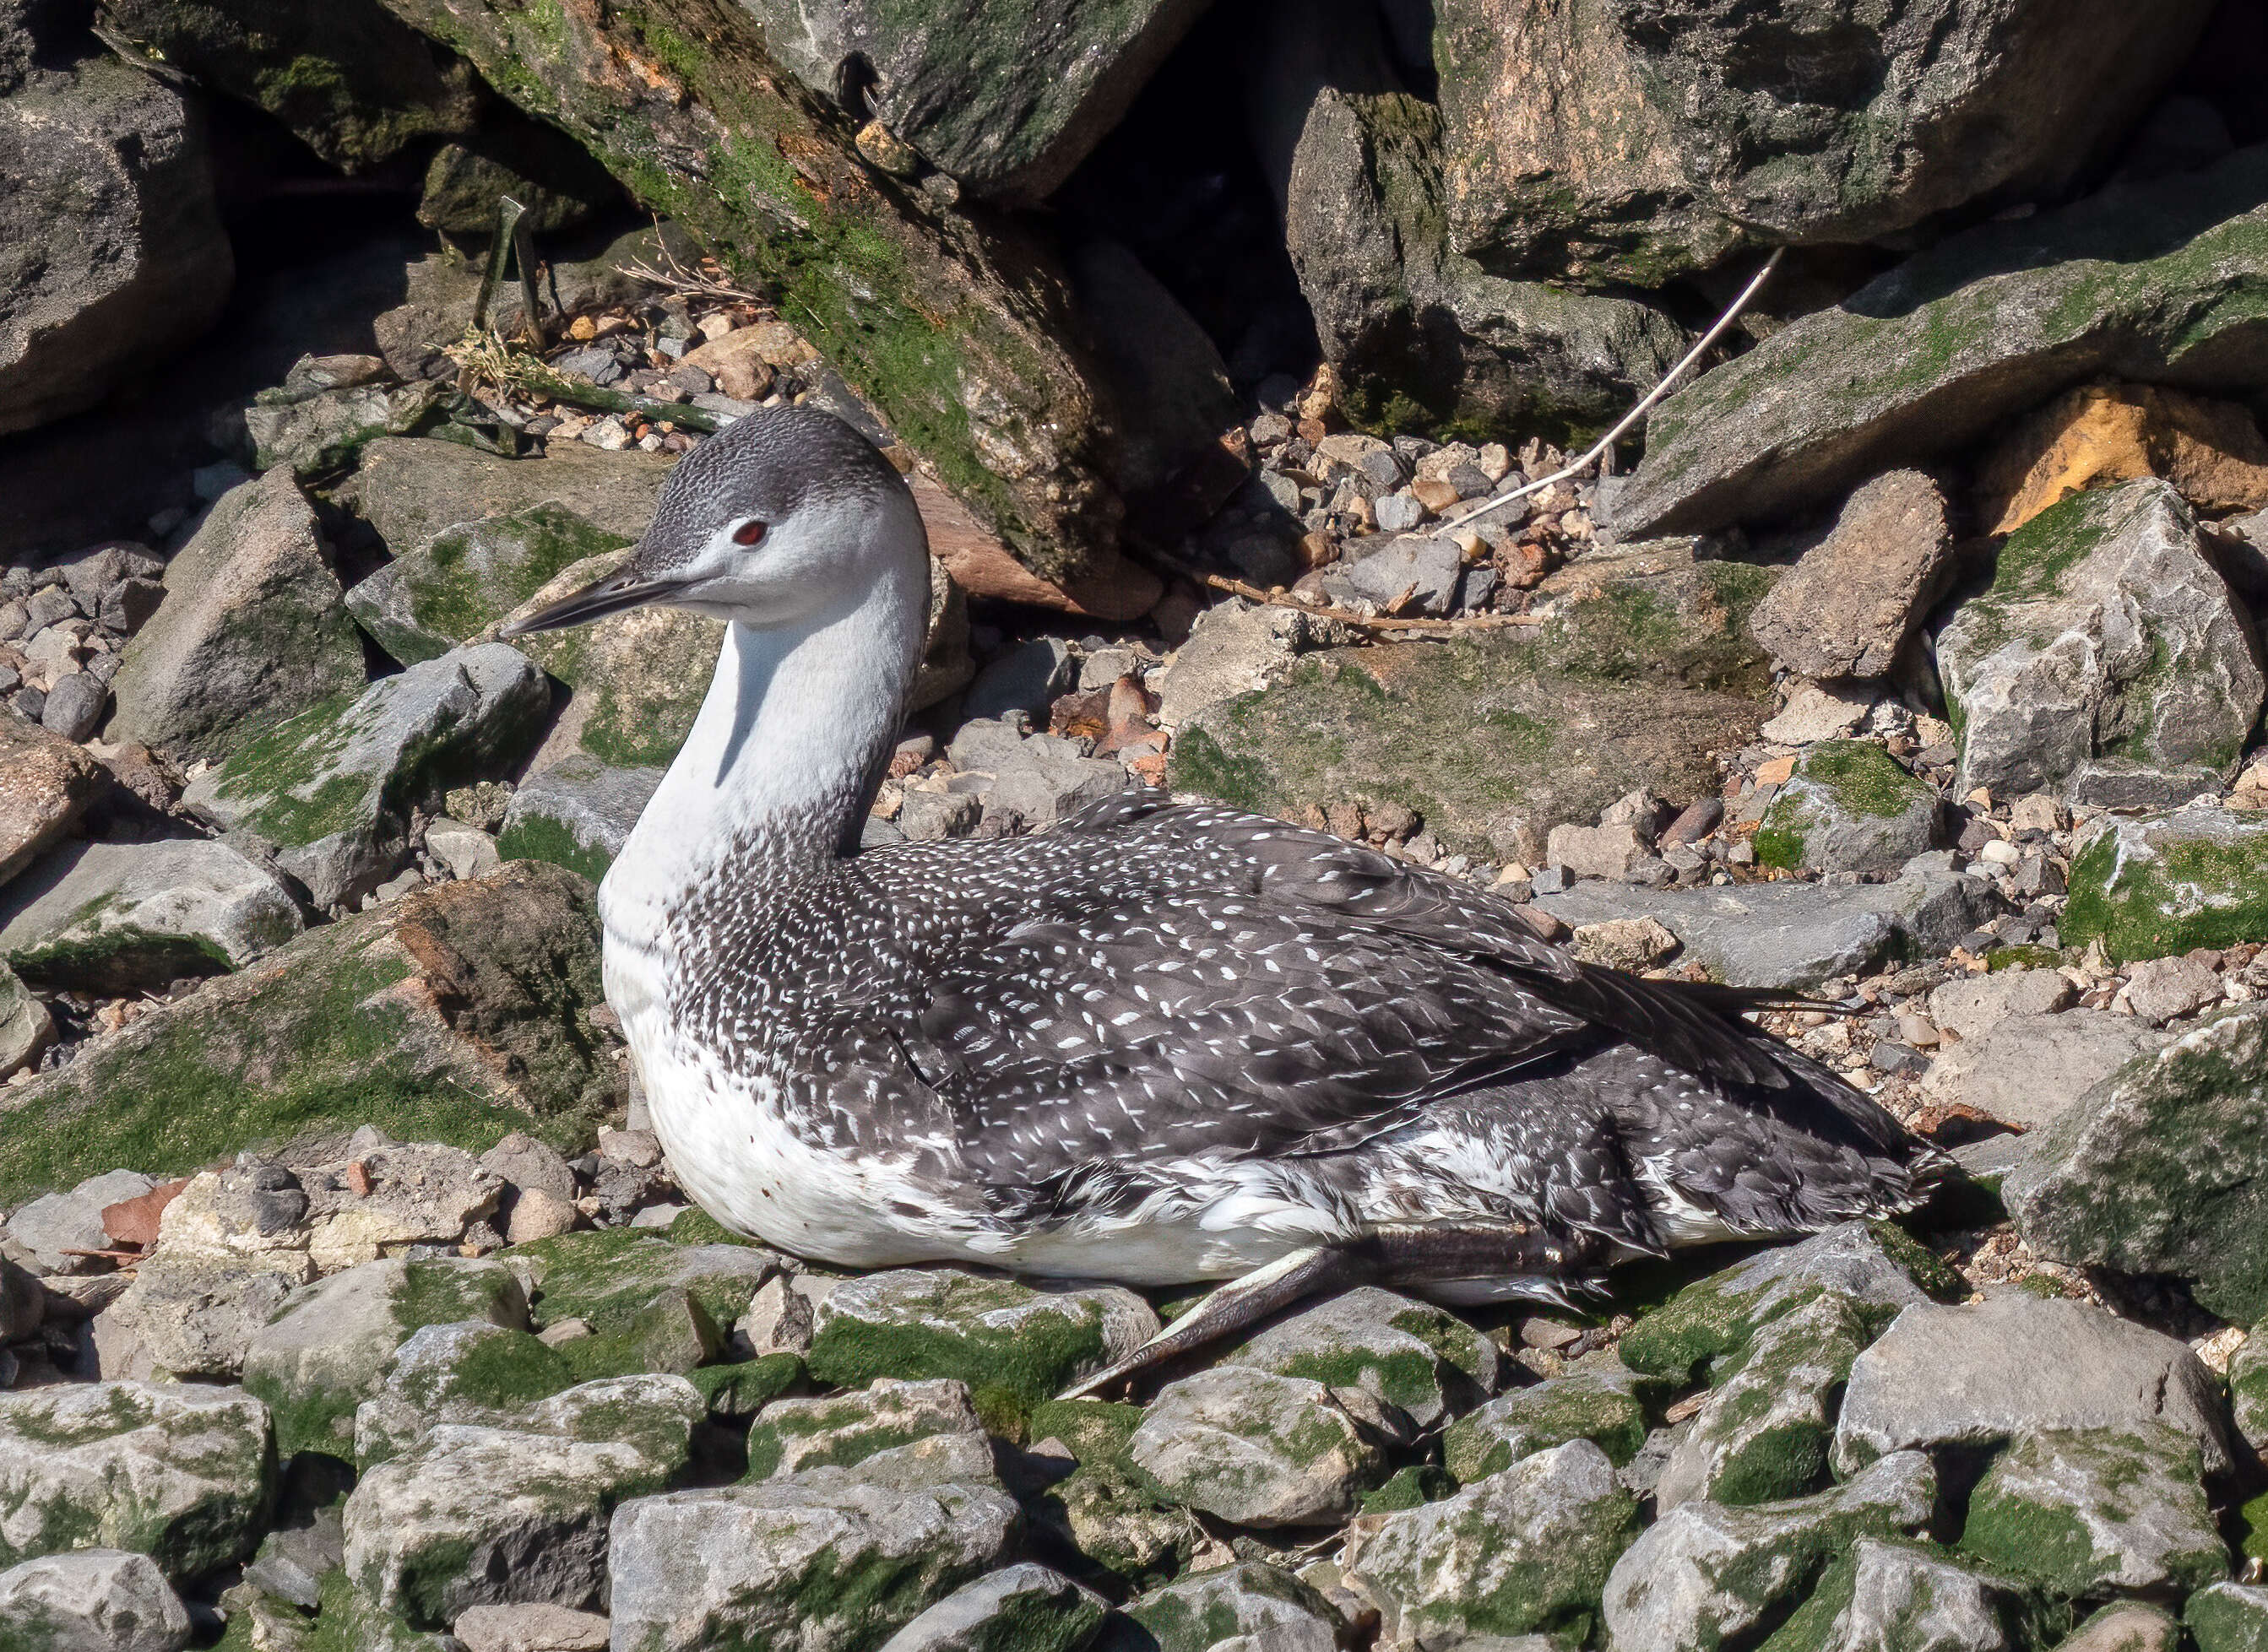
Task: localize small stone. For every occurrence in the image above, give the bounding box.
[874,1563,1104,1652]
[1759,681,1875,746]
[2057,1601,2181,1652]
[2123,953,2221,1024]
[0,1549,192,1651]
[426,820,502,881]
[1110,1563,1343,1652]
[1126,1365,1386,1526]
[1750,472,1955,680]
[38,670,106,741]
[1571,915,1681,970]
[743,1378,987,1484]
[452,1602,611,1652]
[1753,740,1939,876]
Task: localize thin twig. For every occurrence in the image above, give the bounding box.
[1133,537,1542,636]
[1430,247,1785,540]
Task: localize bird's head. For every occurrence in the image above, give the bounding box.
[500,404,928,639]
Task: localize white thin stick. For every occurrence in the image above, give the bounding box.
[1430,246,1785,539]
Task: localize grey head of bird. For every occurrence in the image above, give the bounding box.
[500,404,928,639]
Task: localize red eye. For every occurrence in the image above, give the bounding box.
[732,519,767,546]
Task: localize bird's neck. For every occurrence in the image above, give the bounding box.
[602,577,924,935]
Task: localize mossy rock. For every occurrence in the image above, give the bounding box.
[1756,1539,2057,1652]
[508,551,724,768]
[353,1321,578,1470]
[1112,1563,1348,1652]
[307,1567,458,1652]
[1960,1423,2227,1599]
[806,1269,1158,1426]
[742,1377,985,1483]
[1755,740,1939,876]
[1442,1366,1658,1481]
[2189,1583,2268,1652]
[0,864,615,1208]
[1222,1285,1499,1433]
[2061,806,2268,963]
[345,505,634,666]
[687,1353,804,1421]
[507,1227,776,1352]
[494,754,664,883]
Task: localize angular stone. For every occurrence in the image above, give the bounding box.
[876,1563,1105,1652]
[1539,859,1993,988]
[247,378,444,480]
[1322,536,1466,619]
[0,1548,192,1652]
[1017,1399,1191,1590]
[1221,1286,1499,1437]
[108,471,366,766]
[1618,1222,1943,1384]
[742,1377,987,1484]
[1751,471,1956,681]
[2005,1005,2268,1324]
[0,864,613,1209]
[344,1374,702,1627]
[2062,806,2268,962]
[1435,0,2210,289]
[1616,148,2268,537]
[0,838,302,994]
[1106,1563,1345,1652]
[1753,740,1940,876]
[1598,1451,1937,1652]
[452,1601,613,1652]
[1442,1366,1658,1481]
[1982,381,2268,536]
[1960,1423,2227,1596]
[1351,1438,1636,1645]
[242,1256,531,1460]
[513,1229,776,1350]
[0,44,232,436]
[495,754,663,884]
[1919,1008,2163,1132]
[0,1382,274,1579]
[1928,968,2075,1043]
[1833,1296,2235,1476]
[6,1169,157,1275]
[807,1268,1157,1411]
[1761,1538,2028,1652]
[0,712,103,890]
[183,642,549,909]
[605,1473,1018,1652]
[102,1249,312,1381]
[2189,1583,2268,1652]
[1937,482,2262,800]
[1656,1291,1878,1511]
[351,1319,578,1469]
[1126,1365,1386,1527]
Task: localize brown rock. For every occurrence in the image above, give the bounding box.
[0,710,103,887]
[1750,470,1956,680]
[1979,381,2268,534]
[909,473,1161,622]
[100,1177,193,1251]
[676,328,776,402]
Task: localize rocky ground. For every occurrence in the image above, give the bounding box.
[10,0,2268,1648]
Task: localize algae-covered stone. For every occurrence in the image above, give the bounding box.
[1754,741,1939,876]
[1350,1438,1637,1647]
[247,379,444,480]
[350,1319,577,1470]
[346,437,674,554]
[605,1472,1020,1652]
[495,755,663,883]
[0,1547,192,1652]
[0,837,302,994]
[1021,1400,1191,1589]
[2189,1583,2268,1652]
[1441,1365,1658,1481]
[304,1568,459,1652]
[108,470,365,766]
[0,1382,274,1579]
[1655,1292,1878,1511]
[1756,1538,2032,1652]
[2060,807,2268,962]
[2005,1006,2268,1325]
[1617,1223,1943,1384]
[0,864,616,1208]
[2233,1333,2268,1459]
[1222,1286,1499,1437]
[1126,1365,1386,1528]
[1599,1450,1937,1652]
[876,1563,1106,1652]
[343,1374,701,1627]
[1937,482,2262,803]
[807,1269,1157,1419]
[1833,1296,2236,1477]
[689,1354,805,1423]
[345,505,635,666]
[1104,1563,1346,1652]
[184,642,549,909]
[1959,1424,2227,1597]
[241,1256,530,1461]
[1616,148,2268,537]
[511,1228,779,1348]
[744,1378,986,1485]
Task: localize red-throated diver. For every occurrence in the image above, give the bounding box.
[502,405,1941,1395]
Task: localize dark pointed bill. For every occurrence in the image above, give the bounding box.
[497,566,689,637]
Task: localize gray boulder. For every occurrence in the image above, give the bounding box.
[0,961,49,1079]
[1616,146,2268,537]
[0,837,301,994]
[1321,536,1467,619]
[0,1549,191,1651]
[1750,471,1957,682]
[351,1319,578,1469]
[2189,1583,2268,1652]
[183,642,549,909]
[1753,739,1940,875]
[108,471,366,766]
[1441,1366,1657,1481]
[1937,482,2263,802]
[1435,0,2210,288]
[345,436,673,553]
[1104,1563,1346,1652]
[1599,1451,1937,1652]
[100,1250,312,1381]
[0,1382,274,1579]
[876,1563,1105,1652]
[945,722,1127,832]
[2005,1005,2268,1324]
[1538,858,1993,988]
[1349,1438,1637,1645]
[7,1169,157,1275]
[606,1471,1019,1652]
[246,373,443,481]
[2061,806,2268,963]
[1221,1286,1499,1438]
[1918,1007,2162,1133]
[343,1374,702,1627]
[0,40,231,436]
[1762,1538,2028,1652]
[1928,968,2075,1044]
[742,1378,990,1484]
[496,755,664,884]
[1126,1365,1385,1527]
[1833,1295,2236,1476]
[1959,1423,2227,1597]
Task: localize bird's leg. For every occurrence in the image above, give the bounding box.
[1055,1243,1381,1400]
[1363,1221,1611,1286]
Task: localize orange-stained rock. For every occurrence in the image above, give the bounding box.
[1980,381,2268,534]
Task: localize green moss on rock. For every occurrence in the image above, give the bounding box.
[2062,808,2268,962]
